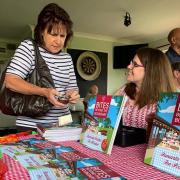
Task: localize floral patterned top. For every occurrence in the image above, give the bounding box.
[114,86,157,129]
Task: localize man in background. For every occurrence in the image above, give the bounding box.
[166,27,180,63]
[83,85,99,110]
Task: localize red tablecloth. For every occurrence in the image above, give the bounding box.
[2,141,178,180]
[0,160,8,180]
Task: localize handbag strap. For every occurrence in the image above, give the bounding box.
[30,38,43,85]
[31,38,42,67]
[29,39,55,88]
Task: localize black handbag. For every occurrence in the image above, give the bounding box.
[0,39,55,117]
[114,119,147,147]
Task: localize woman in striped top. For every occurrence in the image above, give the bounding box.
[4,3,79,130]
[114,48,176,129]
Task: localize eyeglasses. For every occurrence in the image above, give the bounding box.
[130,60,144,68]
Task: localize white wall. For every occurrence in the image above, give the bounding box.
[149,38,169,48]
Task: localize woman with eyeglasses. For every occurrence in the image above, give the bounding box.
[114,47,176,129]
[171,62,180,91]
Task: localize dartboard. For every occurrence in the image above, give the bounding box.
[76,51,101,81]
[81,56,97,75]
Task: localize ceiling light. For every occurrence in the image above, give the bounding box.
[124,12,131,27]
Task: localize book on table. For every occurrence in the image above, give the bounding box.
[1,135,127,179]
[37,122,82,142]
[80,95,127,154]
[144,92,180,177]
[74,158,126,179]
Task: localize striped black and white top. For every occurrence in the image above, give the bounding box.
[6,39,78,128]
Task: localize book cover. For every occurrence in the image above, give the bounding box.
[74,157,103,178]
[57,151,89,162]
[28,166,69,180]
[80,95,127,154]
[1,145,26,158]
[56,150,90,176]
[77,164,126,180]
[26,147,55,161]
[156,92,180,130]
[144,92,180,177]
[19,138,45,147]
[53,146,76,157]
[46,159,76,178]
[15,153,49,168]
[75,158,103,169]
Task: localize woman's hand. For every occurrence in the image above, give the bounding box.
[44,88,67,107]
[66,89,80,104]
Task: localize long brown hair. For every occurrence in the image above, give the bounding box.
[125,47,175,108]
[34,3,73,48]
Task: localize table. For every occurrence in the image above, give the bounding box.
[2,141,178,180]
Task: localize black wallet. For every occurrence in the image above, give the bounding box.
[114,119,147,147]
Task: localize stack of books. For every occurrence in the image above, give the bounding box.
[37,123,82,142]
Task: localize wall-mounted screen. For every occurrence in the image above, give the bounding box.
[113,44,148,69]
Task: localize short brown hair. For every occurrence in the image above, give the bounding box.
[34,3,73,48]
[125,47,175,108]
[167,27,180,44]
